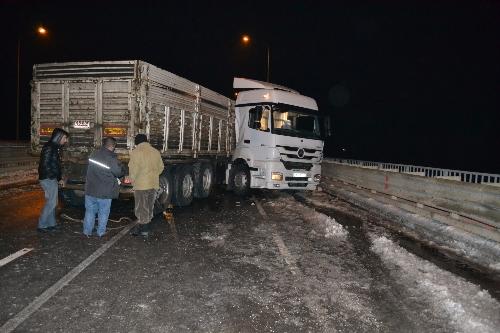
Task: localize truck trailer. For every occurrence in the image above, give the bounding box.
[30,60,324,210]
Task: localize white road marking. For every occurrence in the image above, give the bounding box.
[0,248,33,268]
[252,196,268,218]
[252,196,301,276]
[273,234,301,276]
[0,223,136,333]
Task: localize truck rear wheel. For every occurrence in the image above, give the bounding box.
[154,169,173,214]
[194,162,214,198]
[232,164,250,196]
[173,165,194,206]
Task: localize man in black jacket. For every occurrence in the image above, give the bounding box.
[83,137,123,237]
[37,127,69,232]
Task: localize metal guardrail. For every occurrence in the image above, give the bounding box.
[326,158,500,186]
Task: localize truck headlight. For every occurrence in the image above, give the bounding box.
[271,172,283,181]
[313,174,321,182]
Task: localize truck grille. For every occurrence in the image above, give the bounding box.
[281,153,314,160]
[277,145,318,154]
[285,177,308,181]
[281,160,313,171]
[276,145,321,162]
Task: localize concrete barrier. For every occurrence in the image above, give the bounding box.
[0,142,38,188]
[322,160,500,227]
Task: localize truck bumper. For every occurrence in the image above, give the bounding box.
[249,161,321,191]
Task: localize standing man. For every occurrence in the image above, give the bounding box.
[37,127,69,232]
[128,134,164,236]
[83,137,123,237]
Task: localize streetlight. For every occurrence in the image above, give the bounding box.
[16,26,48,140]
[241,34,270,82]
[37,26,48,36]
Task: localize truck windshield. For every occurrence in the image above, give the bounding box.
[271,105,321,140]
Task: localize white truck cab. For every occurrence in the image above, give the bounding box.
[229,78,324,194]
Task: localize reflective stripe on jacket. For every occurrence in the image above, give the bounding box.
[85,147,124,199]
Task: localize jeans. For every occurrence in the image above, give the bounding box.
[83,195,112,236]
[38,179,59,229]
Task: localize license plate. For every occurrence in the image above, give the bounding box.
[73,120,91,129]
[293,172,307,177]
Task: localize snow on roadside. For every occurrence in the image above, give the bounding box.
[296,190,368,221]
[370,235,500,333]
[265,195,348,239]
[262,196,381,331]
[0,168,37,187]
[302,209,348,239]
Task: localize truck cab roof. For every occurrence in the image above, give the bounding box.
[233,77,318,111]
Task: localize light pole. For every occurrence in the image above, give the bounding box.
[16,26,48,140]
[241,34,270,82]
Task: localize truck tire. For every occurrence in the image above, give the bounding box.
[232,164,250,196]
[194,162,214,198]
[61,189,85,207]
[154,169,174,214]
[173,165,194,206]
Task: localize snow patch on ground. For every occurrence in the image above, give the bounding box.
[200,233,225,242]
[307,211,347,239]
[201,223,230,247]
[371,235,500,333]
[490,262,500,271]
[265,196,348,239]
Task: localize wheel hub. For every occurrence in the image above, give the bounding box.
[182,175,193,197]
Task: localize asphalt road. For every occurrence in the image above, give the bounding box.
[0,185,499,332]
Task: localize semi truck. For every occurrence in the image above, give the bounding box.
[30,60,324,210]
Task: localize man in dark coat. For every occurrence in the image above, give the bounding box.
[37,127,69,232]
[83,137,124,237]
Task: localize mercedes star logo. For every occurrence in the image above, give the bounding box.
[297,148,305,159]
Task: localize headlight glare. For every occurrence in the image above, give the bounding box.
[271,172,283,181]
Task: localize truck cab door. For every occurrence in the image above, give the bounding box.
[245,105,272,150]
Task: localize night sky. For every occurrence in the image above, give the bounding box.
[1,0,499,173]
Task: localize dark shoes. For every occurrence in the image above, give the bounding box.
[140,224,150,236]
[130,224,150,237]
[37,224,62,233]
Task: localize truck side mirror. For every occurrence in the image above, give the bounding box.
[248,106,262,129]
[323,116,333,138]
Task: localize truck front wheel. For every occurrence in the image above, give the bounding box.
[232,164,250,196]
[173,165,194,206]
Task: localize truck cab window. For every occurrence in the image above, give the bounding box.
[248,106,270,132]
